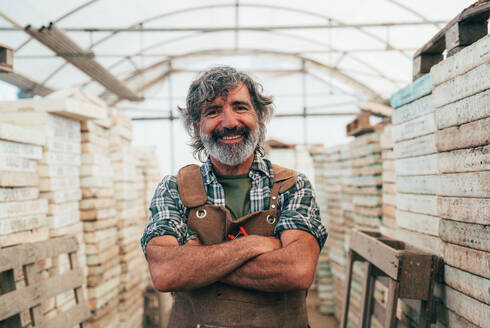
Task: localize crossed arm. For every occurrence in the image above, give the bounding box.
[146,229,320,293]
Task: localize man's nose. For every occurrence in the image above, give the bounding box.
[221,107,238,128]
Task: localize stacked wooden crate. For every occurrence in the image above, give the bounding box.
[0,124,47,328]
[80,118,121,328]
[309,146,335,315]
[110,110,145,328]
[380,124,396,238]
[390,73,441,258]
[429,34,489,328]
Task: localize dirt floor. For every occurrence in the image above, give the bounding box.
[306,289,339,328]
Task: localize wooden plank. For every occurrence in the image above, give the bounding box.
[0,199,47,219]
[80,164,113,177]
[396,175,439,195]
[441,285,489,327]
[0,226,48,247]
[431,34,490,86]
[445,20,488,55]
[0,214,47,235]
[47,212,80,230]
[390,74,433,109]
[438,144,489,173]
[0,97,106,121]
[23,263,44,326]
[384,279,399,328]
[437,196,489,225]
[39,189,81,204]
[440,219,489,252]
[38,303,90,328]
[44,138,80,154]
[394,153,438,176]
[439,171,489,197]
[395,210,440,237]
[0,171,39,187]
[0,268,84,321]
[394,133,437,159]
[0,236,78,272]
[392,95,434,125]
[38,164,80,178]
[0,139,42,160]
[39,176,80,192]
[42,151,81,166]
[395,228,441,256]
[442,242,490,279]
[393,113,436,143]
[0,122,44,146]
[444,264,489,304]
[0,187,38,202]
[396,193,437,216]
[436,304,480,328]
[436,116,489,152]
[435,89,490,130]
[0,270,22,327]
[432,63,490,108]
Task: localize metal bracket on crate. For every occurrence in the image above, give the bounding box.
[340,230,441,328]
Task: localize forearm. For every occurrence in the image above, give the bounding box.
[222,236,318,292]
[146,235,273,292]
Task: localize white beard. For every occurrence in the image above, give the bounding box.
[200,126,261,166]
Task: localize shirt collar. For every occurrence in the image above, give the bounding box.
[201,150,271,185]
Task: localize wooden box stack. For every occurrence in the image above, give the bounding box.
[110,110,145,328]
[390,73,441,257]
[429,34,489,328]
[0,124,47,328]
[310,146,335,315]
[0,109,88,320]
[380,124,396,238]
[80,118,121,328]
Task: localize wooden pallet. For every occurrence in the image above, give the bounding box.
[0,236,90,327]
[346,114,374,137]
[340,230,440,328]
[0,44,13,74]
[412,0,490,80]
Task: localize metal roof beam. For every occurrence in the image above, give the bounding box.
[24,23,142,101]
[0,71,54,97]
[0,21,448,32]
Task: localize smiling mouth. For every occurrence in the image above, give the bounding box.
[221,135,242,140]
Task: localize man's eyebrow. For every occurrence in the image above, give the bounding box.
[232,101,251,107]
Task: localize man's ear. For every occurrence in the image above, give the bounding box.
[194,122,200,134]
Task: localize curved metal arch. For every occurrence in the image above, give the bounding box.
[102,48,383,104]
[387,0,443,29]
[40,2,407,88]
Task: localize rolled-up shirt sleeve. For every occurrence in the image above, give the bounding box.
[140,175,197,256]
[274,173,328,249]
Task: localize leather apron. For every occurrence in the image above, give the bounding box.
[167,164,309,328]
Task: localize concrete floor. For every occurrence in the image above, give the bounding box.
[306,289,339,328]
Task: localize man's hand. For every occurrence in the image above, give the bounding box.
[146,234,283,292]
[220,229,320,292]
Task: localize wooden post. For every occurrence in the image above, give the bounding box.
[340,250,356,328]
[359,261,374,328]
[384,279,400,328]
[0,270,21,328]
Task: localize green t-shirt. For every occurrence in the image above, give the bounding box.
[215,173,251,220]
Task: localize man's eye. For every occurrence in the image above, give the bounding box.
[205,110,217,116]
[237,106,248,111]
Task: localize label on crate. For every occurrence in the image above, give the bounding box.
[0,187,39,202]
[438,145,489,174]
[436,117,490,152]
[436,89,490,130]
[394,133,437,159]
[0,199,48,219]
[431,34,490,86]
[0,156,37,172]
[432,63,490,108]
[392,94,434,125]
[438,197,488,225]
[396,193,437,216]
[81,153,112,166]
[0,214,47,235]
[44,138,81,154]
[0,139,43,159]
[395,210,440,237]
[394,153,438,176]
[0,122,45,146]
[42,151,81,166]
[392,112,436,142]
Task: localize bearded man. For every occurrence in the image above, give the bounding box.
[141,66,327,328]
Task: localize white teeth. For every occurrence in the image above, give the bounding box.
[222,135,241,140]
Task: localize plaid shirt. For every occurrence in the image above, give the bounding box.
[141,152,327,255]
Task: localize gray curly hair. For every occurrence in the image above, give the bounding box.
[179,66,274,162]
